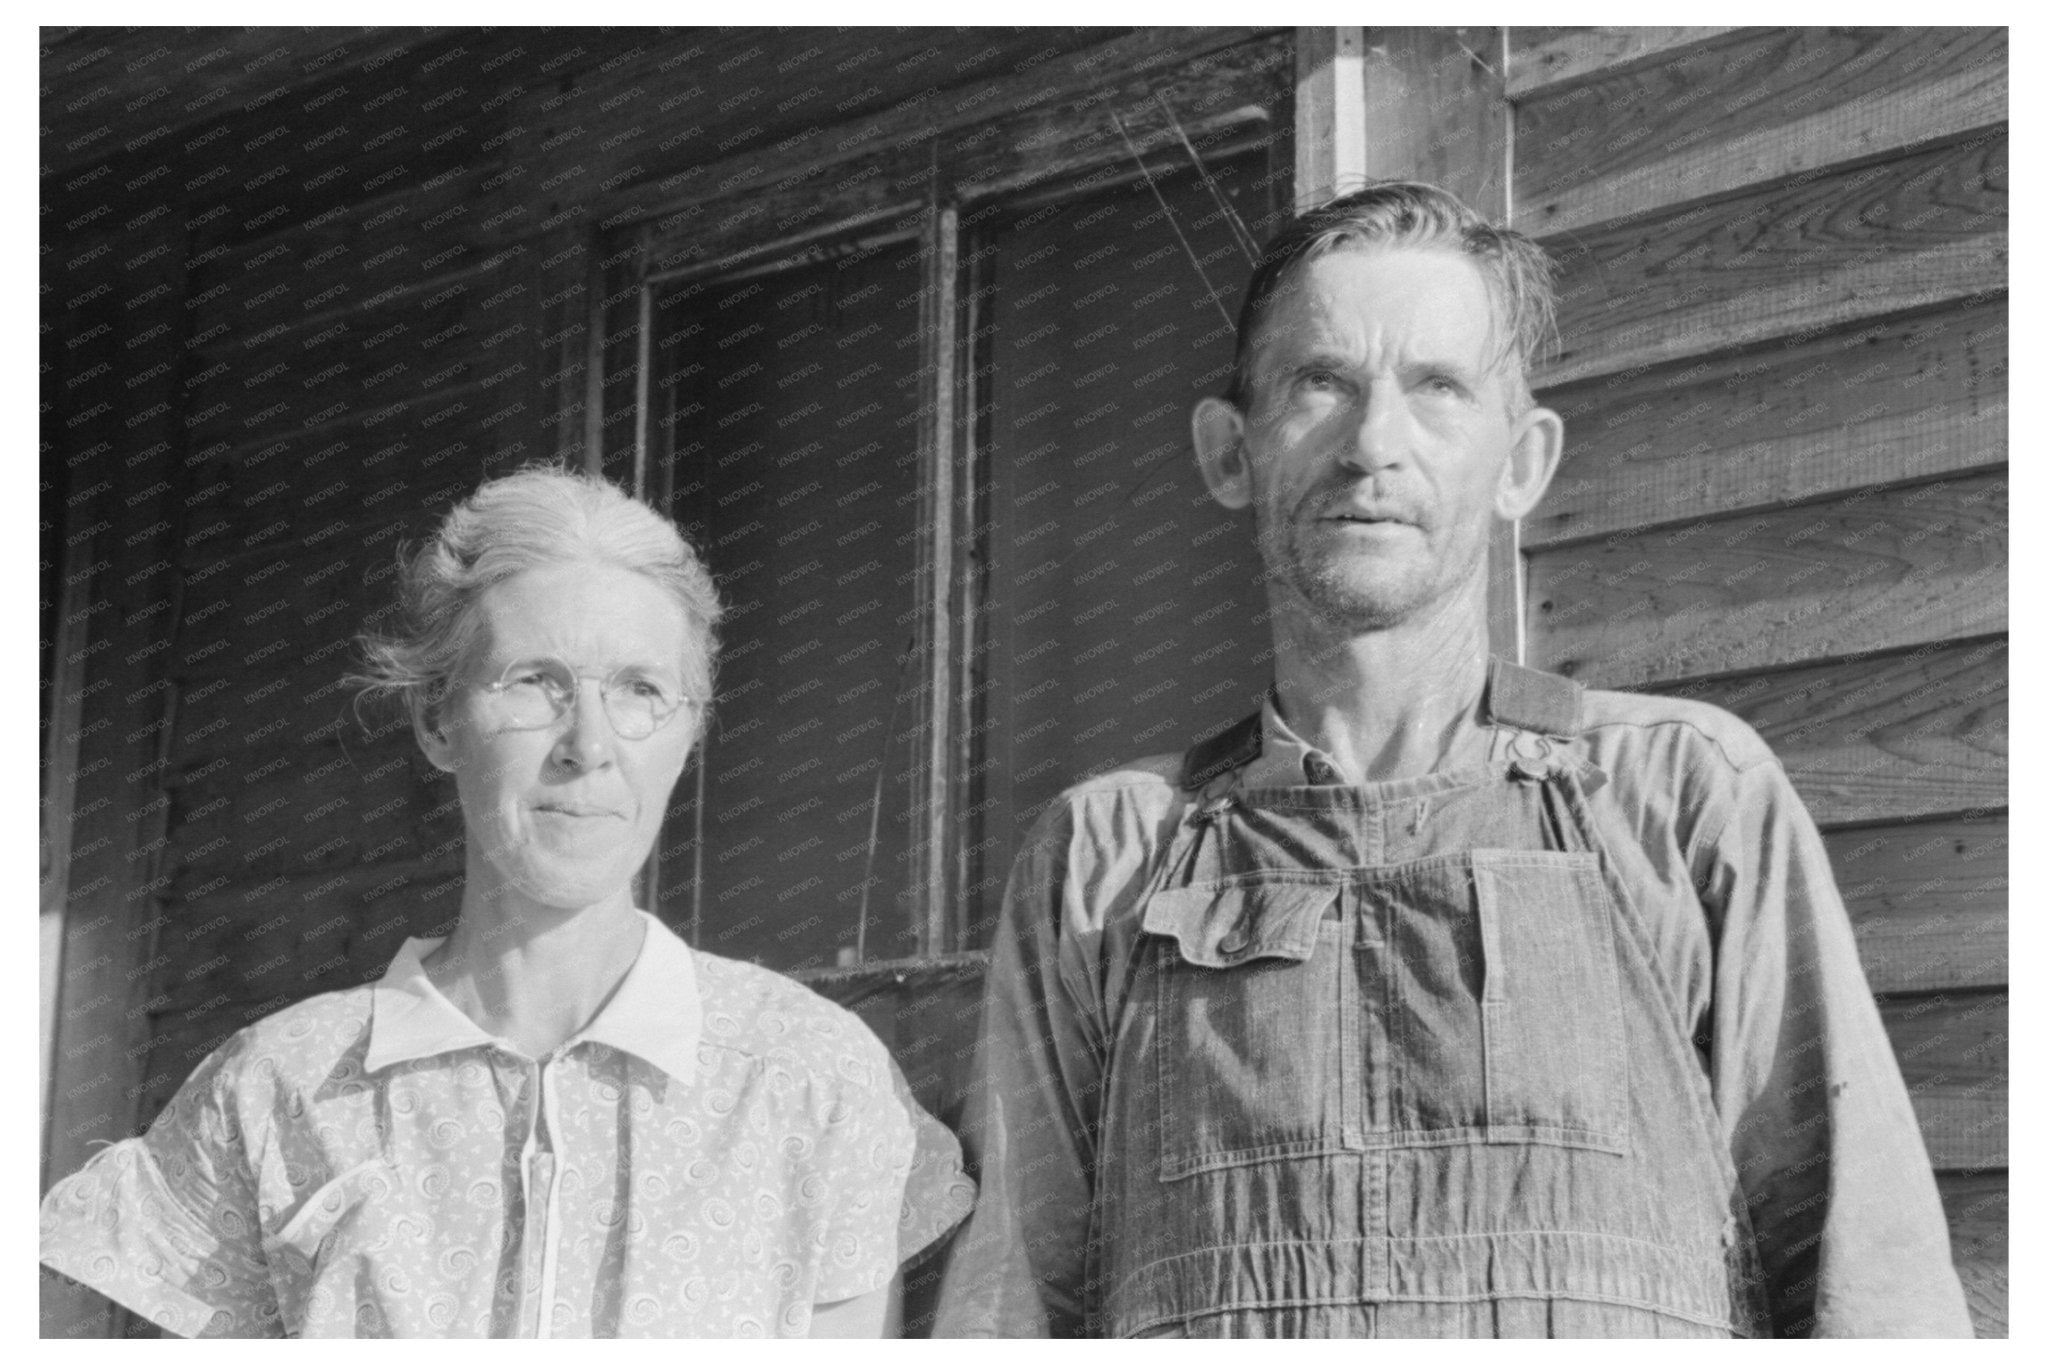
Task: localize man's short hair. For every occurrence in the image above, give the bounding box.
[1222,181,1558,415]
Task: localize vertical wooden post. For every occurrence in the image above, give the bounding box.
[1353,27,1520,660]
[910,201,960,956]
[1294,28,1366,209]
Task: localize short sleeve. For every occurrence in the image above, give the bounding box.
[809,1048,975,1303]
[40,1040,282,1338]
[889,1061,976,1269]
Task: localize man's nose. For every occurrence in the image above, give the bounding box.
[553,680,619,769]
[1339,386,1407,474]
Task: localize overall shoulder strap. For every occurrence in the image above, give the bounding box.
[1484,657,1585,738]
[1178,711,1263,791]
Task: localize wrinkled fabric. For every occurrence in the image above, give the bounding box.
[935,663,1969,1338]
[41,911,975,1338]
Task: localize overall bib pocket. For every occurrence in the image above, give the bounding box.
[1144,872,1354,1180]
[1142,849,1630,1179]
[1369,849,1629,1152]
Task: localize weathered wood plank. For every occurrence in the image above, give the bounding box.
[41,27,430,173]
[1882,992,2005,1171]
[1938,1171,2008,1337]
[178,394,536,568]
[509,29,1126,224]
[1540,129,2006,387]
[1530,472,2005,687]
[183,268,532,448]
[1361,27,1507,221]
[148,856,463,1018]
[1533,298,2007,546]
[635,33,1291,274]
[561,29,1263,234]
[1517,28,2007,234]
[164,736,458,890]
[183,163,512,346]
[1826,817,2006,994]
[1666,639,2006,828]
[1505,26,1741,99]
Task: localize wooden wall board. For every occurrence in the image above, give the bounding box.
[42,27,432,175]
[163,739,458,890]
[177,392,536,565]
[1882,991,2006,1171]
[1664,638,2005,828]
[1517,28,2007,235]
[1359,27,1506,213]
[182,164,509,345]
[182,270,531,449]
[1827,816,2007,995]
[1539,128,2007,387]
[637,33,1291,275]
[1532,298,2007,547]
[582,28,1264,235]
[1529,471,2005,687]
[147,856,463,1016]
[1505,26,1741,100]
[1938,1171,2008,1337]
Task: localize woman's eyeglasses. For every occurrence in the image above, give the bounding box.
[480,658,702,740]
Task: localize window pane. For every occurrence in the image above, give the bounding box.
[972,149,1276,939]
[655,242,926,970]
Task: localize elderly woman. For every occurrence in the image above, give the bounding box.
[40,467,974,1337]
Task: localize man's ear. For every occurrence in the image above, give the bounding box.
[412,695,458,773]
[1192,396,1251,511]
[1496,404,1564,522]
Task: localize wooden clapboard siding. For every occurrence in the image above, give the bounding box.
[1939,1171,2009,1337]
[163,738,457,889]
[1514,30,2007,1328]
[186,185,522,351]
[1533,298,2007,547]
[148,857,463,1019]
[177,424,526,573]
[1661,638,2005,828]
[1529,472,2005,687]
[1539,127,2006,388]
[1506,26,1742,99]
[183,269,528,449]
[635,33,1291,276]
[1826,817,2007,995]
[1881,992,2005,1171]
[1518,28,2007,234]
[585,28,1265,236]
[41,27,428,172]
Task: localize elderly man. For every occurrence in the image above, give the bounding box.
[933,181,1970,1338]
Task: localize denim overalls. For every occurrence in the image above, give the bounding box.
[1087,662,1771,1337]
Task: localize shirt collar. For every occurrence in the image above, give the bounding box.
[1250,691,1347,786]
[365,909,702,1084]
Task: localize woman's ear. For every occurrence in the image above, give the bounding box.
[1192,396,1252,510]
[412,695,458,773]
[1496,404,1564,522]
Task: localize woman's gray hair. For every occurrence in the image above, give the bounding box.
[352,465,723,724]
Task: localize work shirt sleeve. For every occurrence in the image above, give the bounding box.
[40,1041,284,1338]
[934,808,1106,1337]
[1696,747,1974,1337]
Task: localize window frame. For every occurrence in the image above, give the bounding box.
[587,34,1296,964]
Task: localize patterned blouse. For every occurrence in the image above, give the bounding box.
[40,912,976,1337]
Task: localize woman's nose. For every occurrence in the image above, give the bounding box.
[553,680,618,768]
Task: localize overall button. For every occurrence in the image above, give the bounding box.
[1216,929,1248,955]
